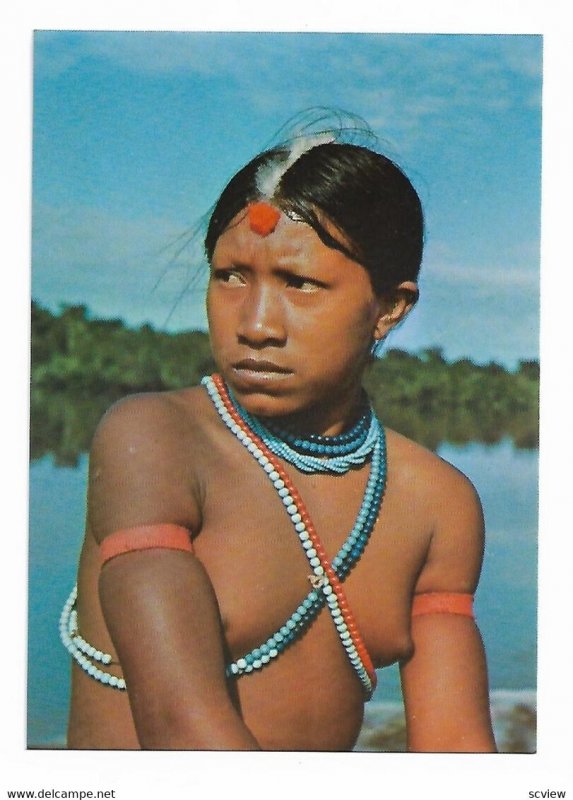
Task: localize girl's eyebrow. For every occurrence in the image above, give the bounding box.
[210,257,252,270]
[274,266,327,283]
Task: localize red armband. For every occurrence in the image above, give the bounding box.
[100,523,194,565]
[411,592,474,618]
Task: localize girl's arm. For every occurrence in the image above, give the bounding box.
[99,547,259,749]
[88,392,259,750]
[400,465,497,753]
[400,614,496,752]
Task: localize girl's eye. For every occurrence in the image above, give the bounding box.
[286,275,323,293]
[212,269,245,286]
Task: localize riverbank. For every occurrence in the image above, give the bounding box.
[355,689,536,753]
[30,691,535,752]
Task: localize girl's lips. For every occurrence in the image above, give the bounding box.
[233,359,292,374]
[231,360,294,386]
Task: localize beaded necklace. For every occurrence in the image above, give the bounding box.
[204,374,385,697]
[227,385,379,474]
[60,374,386,699]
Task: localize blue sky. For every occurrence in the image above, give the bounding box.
[32,31,542,367]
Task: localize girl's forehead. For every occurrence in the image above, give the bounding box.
[212,211,332,264]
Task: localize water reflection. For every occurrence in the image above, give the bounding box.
[31,388,124,466]
[377,400,538,451]
[30,386,539,465]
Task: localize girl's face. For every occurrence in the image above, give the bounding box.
[207,210,389,431]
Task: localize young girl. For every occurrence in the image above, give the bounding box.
[61,124,497,752]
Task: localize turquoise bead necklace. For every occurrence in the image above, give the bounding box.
[227,385,380,475]
[263,393,371,457]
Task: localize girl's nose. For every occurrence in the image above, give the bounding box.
[236,284,286,347]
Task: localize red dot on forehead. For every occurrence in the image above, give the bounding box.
[247,202,281,236]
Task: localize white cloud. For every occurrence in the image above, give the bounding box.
[36,32,541,106]
[33,32,542,173]
[429,261,539,291]
[32,200,209,327]
[35,31,221,78]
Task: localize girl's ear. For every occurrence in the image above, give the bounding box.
[373,281,419,341]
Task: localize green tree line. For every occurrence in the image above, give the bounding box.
[32,301,216,392]
[30,301,539,464]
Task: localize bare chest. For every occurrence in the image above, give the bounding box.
[194,442,431,670]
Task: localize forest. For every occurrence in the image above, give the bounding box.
[30,301,539,465]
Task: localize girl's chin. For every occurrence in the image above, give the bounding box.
[229,390,297,419]
[221,380,306,420]
[227,365,295,393]
[218,366,360,424]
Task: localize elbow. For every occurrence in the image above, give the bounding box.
[134,703,260,751]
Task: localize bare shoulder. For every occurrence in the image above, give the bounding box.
[385,427,480,506]
[91,385,211,456]
[385,427,484,593]
[88,386,215,539]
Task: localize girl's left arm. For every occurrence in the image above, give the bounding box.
[399,465,497,753]
[400,614,497,752]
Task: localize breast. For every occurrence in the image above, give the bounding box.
[196,484,417,685]
[194,482,317,658]
[230,608,369,750]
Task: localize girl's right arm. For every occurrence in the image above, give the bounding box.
[88,393,259,750]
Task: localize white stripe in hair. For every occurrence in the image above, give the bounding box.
[255,133,335,198]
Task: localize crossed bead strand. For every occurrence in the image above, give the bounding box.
[207,374,378,696]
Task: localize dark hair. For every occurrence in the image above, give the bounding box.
[205,141,424,296]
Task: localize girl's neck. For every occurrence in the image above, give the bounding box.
[259,386,366,439]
